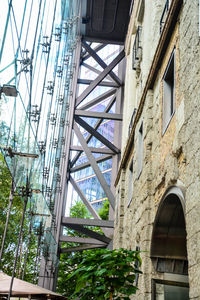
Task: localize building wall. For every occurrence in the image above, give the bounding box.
[114,1,200,299]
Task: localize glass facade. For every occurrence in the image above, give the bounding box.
[0,0,81,265]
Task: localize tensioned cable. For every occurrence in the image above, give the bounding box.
[32,0,47,106]
[0,0,13,64]
[44,1,76,171]
[0,60,15,73]
[35,0,58,140]
[33,230,42,283]
[21,0,34,56]
[15,0,28,60]
[29,0,43,95]
[0,181,14,263]
[10,6,30,96]
[21,205,33,280]
[27,0,43,183]
[8,179,29,300]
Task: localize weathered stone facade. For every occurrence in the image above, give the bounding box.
[114,0,200,299]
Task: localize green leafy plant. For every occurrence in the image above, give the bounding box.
[98,198,109,220]
[67,248,142,300]
[0,153,37,280]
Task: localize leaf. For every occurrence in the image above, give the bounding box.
[75,279,86,293]
[94,268,107,276]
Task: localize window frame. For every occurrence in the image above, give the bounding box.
[127,158,134,207]
[162,48,176,135]
[137,122,143,178]
[152,278,189,300]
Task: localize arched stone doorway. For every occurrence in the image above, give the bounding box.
[151,186,189,300]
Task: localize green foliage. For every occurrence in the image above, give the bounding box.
[70,200,91,219]
[57,200,142,299]
[0,153,37,280]
[67,248,142,300]
[57,200,91,296]
[98,198,109,220]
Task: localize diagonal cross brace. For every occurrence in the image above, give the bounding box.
[70,175,101,219]
[70,154,112,172]
[65,224,111,244]
[71,94,117,167]
[78,88,116,111]
[60,236,106,245]
[73,123,115,209]
[76,49,125,107]
[81,40,122,86]
[74,115,120,154]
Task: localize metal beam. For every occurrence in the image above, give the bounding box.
[73,123,115,209]
[81,43,106,62]
[70,145,115,155]
[75,115,120,154]
[61,244,106,253]
[60,235,107,245]
[78,88,116,110]
[81,40,122,85]
[77,78,118,88]
[65,224,111,243]
[81,62,101,74]
[62,217,114,228]
[70,154,112,172]
[81,62,114,83]
[71,94,117,167]
[76,49,125,107]
[70,175,101,219]
[75,110,123,121]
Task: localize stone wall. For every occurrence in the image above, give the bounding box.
[114,0,200,299]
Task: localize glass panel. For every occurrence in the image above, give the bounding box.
[155,283,189,300]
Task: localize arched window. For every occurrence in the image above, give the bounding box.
[151,186,189,300]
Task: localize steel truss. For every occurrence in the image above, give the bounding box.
[38,39,125,290]
[57,40,125,251]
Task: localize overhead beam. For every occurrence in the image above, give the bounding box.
[78,88,116,110]
[75,115,120,154]
[62,217,114,228]
[81,40,122,85]
[76,49,125,107]
[70,145,115,155]
[65,224,111,243]
[60,235,107,245]
[70,154,112,172]
[60,244,106,253]
[75,110,123,121]
[73,123,115,209]
[70,175,101,219]
[77,78,118,88]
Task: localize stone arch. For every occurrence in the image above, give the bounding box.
[151,186,188,274]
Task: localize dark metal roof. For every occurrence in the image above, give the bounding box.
[81,0,132,44]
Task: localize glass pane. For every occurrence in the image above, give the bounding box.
[155,283,189,300]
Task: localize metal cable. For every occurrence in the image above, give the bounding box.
[8,191,28,300]
[0,181,14,263]
[0,0,13,64]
